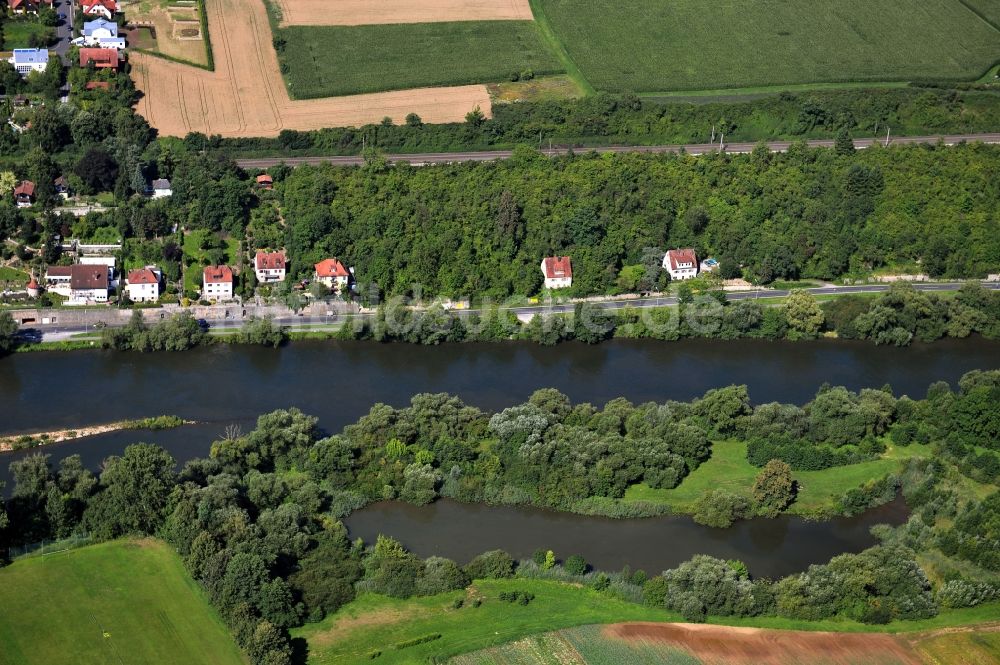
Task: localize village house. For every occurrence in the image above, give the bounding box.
[46,264,110,304]
[14,181,35,208]
[150,178,172,198]
[314,258,349,292]
[10,0,52,15]
[203,265,234,301]
[79,48,120,72]
[80,0,119,19]
[125,266,160,303]
[255,251,286,283]
[541,256,573,289]
[663,248,698,281]
[255,174,274,190]
[8,49,49,76]
[54,176,70,199]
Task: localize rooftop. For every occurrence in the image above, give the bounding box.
[542,256,573,279]
[315,258,348,278]
[203,265,234,284]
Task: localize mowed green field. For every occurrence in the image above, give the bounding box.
[277,21,564,99]
[533,0,1000,92]
[0,539,245,665]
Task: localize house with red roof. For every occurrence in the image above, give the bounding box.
[203,265,234,301]
[80,0,118,19]
[255,174,274,190]
[14,181,35,208]
[79,47,119,72]
[314,258,349,292]
[255,250,286,284]
[125,266,160,302]
[541,256,572,290]
[663,248,698,281]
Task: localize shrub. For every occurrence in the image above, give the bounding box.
[564,554,588,576]
[464,550,515,580]
[692,489,751,527]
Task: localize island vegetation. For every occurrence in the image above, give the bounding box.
[1,372,998,664]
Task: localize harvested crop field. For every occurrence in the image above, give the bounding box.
[535,0,1000,92]
[272,0,533,26]
[277,21,563,98]
[132,0,492,137]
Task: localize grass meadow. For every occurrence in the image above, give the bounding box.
[277,21,564,99]
[963,0,1000,27]
[0,539,244,665]
[623,440,930,515]
[533,0,1000,92]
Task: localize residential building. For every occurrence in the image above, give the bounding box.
[663,248,698,281]
[256,174,274,190]
[80,0,118,19]
[44,264,109,304]
[54,176,70,199]
[8,49,49,76]
[14,181,35,208]
[255,251,286,283]
[203,265,234,301]
[82,18,117,40]
[10,0,51,15]
[151,178,172,198]
[314,258,349,292]
[79,48,119,71]
[125,267,160,303]
[540,256,573,289]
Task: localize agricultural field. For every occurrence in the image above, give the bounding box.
[271,0,534,26]
[451,622,1000,665]
[622,440,929,515]
[132,0,492,137]
[963,0,1000,27]
[0,539,244,665]
[276,21,563,98]
[534,0,1000,92]
[128,0,209,67]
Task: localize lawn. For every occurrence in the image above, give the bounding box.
[622,440,931,515]
[0,266,28,287]
[182,229,239,292]
[2,19,55,49]
[0,539,244,665]
[275,21,564,98]
[293,579,675,665]
[533,0,1000,92]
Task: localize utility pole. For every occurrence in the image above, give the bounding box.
[711,125,715,143]
[720,134,725,151]
[885,126,890,147]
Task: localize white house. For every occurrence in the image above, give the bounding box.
[663,248,698,281]
[126,267,160,303]
[255,250,286,283]
[203,265,234,301]
[82,18,117,40]
[45,264,110,304]
[540,256,573,289]
[8,49,49,76]
[314,258,349,292]
[151,178,172,199]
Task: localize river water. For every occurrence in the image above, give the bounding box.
[343,497,911,579]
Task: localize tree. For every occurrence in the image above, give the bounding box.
[783,291,825,339]
[405,113,422,128]
[752,460,795,517]
[83,444,177,538]
[835,127,855,156]
[0,310,17,353]
[0,171,16,198]
[564,554,588,575]
[74,147,119,194]
[692,489,751,527]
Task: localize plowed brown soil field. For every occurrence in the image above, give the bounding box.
[273,0,533,26]
[604,622,923,665]
[132,0,492,137]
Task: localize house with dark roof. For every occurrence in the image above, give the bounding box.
[151,178,172,198]
[10,0,52,15]
[14,181,35,208]
[203,265,234,301]
[541,256,572,289]
[663,248,698,281]
[255,251,286,284]
[54,176,70,198]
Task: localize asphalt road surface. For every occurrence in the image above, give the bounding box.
[235,133,1000,169]
[26,282,1000,342]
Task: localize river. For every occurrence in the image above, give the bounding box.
[1,338,998,481]
[343,497,910,579]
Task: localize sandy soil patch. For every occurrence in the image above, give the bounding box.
[132,0,492,137]
[125,1,208,66]
[273,0,532,26]
[603,622,923,665]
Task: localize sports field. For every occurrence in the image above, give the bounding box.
[0,539,244,665]
[277,21,563,98]
[534,0,1000,92]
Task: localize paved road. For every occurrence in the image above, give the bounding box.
[26,281,1000,342]
[235,133,1000,169]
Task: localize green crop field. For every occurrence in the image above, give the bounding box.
[533,0,1000,93]
[622,440,930,515]
[963,0,1000,27]
[0,539,244,665]
[275,21,564,99]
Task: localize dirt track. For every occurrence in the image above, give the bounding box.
[605,622,923,665]
[272,0,533,26]
[132,0,492,138]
